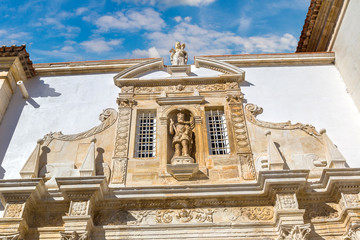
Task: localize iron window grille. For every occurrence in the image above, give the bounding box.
[135,111,156,158]
[206,109,230,155]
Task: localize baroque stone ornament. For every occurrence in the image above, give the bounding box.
[51,108,117,141]
[60,231,88,240]
[344,222,360,240]
[70,201,88,216]
[117,97,136,108]
[170,41,188,65]
[4,203,23,218]
[245,104,321,137]
[169,111,195,164]
[156,209,214,224]
[276,194,298,210]
[278,224,311,240]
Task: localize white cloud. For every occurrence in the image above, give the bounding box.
[238,16,252,32]
[61,46,75,52]
[80,38,123,53]
[135,22,298,63]
[95,8,165,32]
[0,29,29,46]
[132,47,160,58]
[76,7,88,16]
[112,0,215,7]
[184,16,192,22]
[174,16,182,23]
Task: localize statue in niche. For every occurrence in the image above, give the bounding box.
[170,41,188,65]
[169,110,194,164]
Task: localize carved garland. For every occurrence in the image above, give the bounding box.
[245,104,321,137]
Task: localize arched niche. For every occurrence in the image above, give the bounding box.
[166,108,197,165]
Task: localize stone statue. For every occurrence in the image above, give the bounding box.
[170,41,188,65]
[169,111,194,163]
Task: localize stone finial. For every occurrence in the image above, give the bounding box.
[170,41,188,65]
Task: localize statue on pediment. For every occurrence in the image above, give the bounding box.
[170,41,188,65]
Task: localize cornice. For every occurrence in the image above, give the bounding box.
[33,58,156,76]
[200,52,335,67]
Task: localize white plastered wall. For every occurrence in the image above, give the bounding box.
[0,64,360,183]
[332,0,360,110]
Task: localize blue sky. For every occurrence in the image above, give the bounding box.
[0,0,309,64]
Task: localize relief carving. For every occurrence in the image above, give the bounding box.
[113,109,131,158]
[303,202,339,220]
[111,158,127,184]
[70,201,88,216]
[342,193,360,208]
[120,86,134,93]
[226,93,243,105]
[60,231,88,240]
[245,104,321,137]
[4,203,23,218]
[276,194,298,210]
[278,224,311,240]
[156,209,214,224]
[224,207,273,221]
[117,97,136,108]
[95,210,151,225]
[344,222,360,240]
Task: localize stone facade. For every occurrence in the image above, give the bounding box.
[0,53,359,239]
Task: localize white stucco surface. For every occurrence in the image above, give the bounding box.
[0,64,360,181]
[333,0,360,110]
[0,73,118,179]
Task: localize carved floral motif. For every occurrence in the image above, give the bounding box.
[60,231,88,240]
[226,93,244,105]
[342,193,360,208]
[117,97,136,108]
[225,207,274,221]
[245,104,321,137]
[278,224,311,240]
[156,209,214,224]
[4,203,23,218]
[276,194,298,210]
[343,222,360,240]
[70,201,88,216]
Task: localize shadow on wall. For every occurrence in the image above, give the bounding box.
[0,76,61,179]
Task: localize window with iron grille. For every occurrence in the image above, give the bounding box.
[134,111,156,158]
[206,109,230,155]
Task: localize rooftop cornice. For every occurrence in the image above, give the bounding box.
[296,0,346,52]
[200,52,335,67]
[0,45,35,78]
[33,58,157,76]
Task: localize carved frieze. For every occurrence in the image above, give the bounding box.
[4,203,24,218]
[276,193,298,210]
[133,82,239,94]
[111,158,127,184]
[94,207,273,226]
[117,97,136,108]
[302,202,339,221]
[60,231,88,240]
[70,201,88,216]
[245,104,321,137]
[239,154,256,180]
[278,224,311,240]
[344,222,360,240]
[113,109,131,158]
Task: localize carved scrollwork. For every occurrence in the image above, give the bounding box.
[278,224,311,240]
[60,231,88,240]
[226,93,244,105]
[224,207,274,222]
[245,104,321,137]
[344,222,360,240]
[156,209,214,224]
[117,97,136,108]
[50,108,117,141]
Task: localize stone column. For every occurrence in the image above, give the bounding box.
[110,96,135,185]
[226,92,255,180]
[275,192,311,240]
[57,176,107,240]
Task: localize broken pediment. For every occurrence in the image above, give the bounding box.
[20,108,118,187]
[245,103,347,177]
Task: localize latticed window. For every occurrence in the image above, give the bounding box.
[135,111,156,158]
[206,109,230,155]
